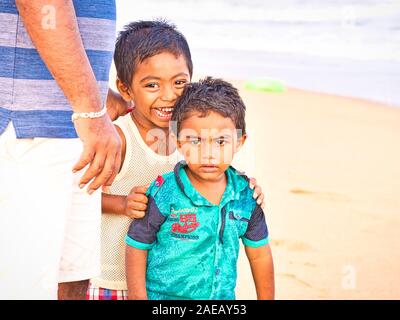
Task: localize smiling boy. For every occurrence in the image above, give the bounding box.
[88,20,192,299]
[125,77,275,300]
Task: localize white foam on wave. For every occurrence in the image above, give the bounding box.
[116,0,400,24]
[115,0,400,61]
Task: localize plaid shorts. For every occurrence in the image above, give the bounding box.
[87,282,128,300]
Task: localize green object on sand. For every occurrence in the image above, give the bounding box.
[244,78,286,93]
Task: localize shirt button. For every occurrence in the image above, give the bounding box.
[234,212,241,220]
[215,269,220,276]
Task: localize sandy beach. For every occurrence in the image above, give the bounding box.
[111,3,400,298]
[109,66,400,299]
[228,81,400,299]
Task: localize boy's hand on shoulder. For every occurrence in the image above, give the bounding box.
[249,177,265,209]
[124,185,149,219]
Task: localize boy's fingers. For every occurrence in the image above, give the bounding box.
[249,177,257,189]
[257,193,265,206]
[127,201,147,211]
[126,209,146,219]
[129,193,148,204]
[132,185,149,195]
[253,185,262,199]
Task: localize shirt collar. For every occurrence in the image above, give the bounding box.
[173,161,248,208]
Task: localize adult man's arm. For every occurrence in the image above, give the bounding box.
[15,0,121,194]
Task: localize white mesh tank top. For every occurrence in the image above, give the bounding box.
[90,113,181,290]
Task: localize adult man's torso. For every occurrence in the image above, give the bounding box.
[0,0,116,138]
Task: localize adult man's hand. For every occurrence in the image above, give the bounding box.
[15,0,122,195]
[73,115,122,194]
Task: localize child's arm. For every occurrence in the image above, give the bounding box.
[241,202,273,299]
[100,123,150,218]
[102,185,149,218]
[126,246,148,300]
[245,245,275,300]
[125,189,168,300]
[102,193,126,215]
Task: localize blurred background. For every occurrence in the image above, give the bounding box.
[113,0,400,300]
[115,0,400,107]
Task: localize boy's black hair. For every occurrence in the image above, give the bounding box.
[172,77,246,135]
[114,19,193,86]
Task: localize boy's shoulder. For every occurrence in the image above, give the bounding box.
[146,170,179,214]
[112,112,130,130]
[227,167,258,213]
[147,170,176,197]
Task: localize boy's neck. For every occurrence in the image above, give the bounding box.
[184,167,227,206]
[130,111,176,156]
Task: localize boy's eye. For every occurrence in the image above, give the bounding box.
[175,79,187,87]
[189,138,201,145]
[215,138,227,146]
[145,83,159,89]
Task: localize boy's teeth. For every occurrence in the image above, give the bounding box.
[154,108,173,119]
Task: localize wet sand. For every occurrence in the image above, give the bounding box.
[231,82,400,299]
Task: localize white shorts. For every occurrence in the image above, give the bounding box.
[0,123,101,300]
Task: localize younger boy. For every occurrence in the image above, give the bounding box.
[125,77,275,300]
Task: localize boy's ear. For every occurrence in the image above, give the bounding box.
[116,78,133,102]
[235,133,247,153]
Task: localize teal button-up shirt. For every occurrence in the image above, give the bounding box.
[126,162,269,300]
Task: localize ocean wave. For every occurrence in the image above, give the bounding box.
[115,0,400,62]
[116,0,400,24]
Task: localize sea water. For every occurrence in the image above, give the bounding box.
[116,0,400,107]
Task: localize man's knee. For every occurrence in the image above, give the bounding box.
[58,280,89,300]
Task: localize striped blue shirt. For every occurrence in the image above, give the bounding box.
[0,0,116,138]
